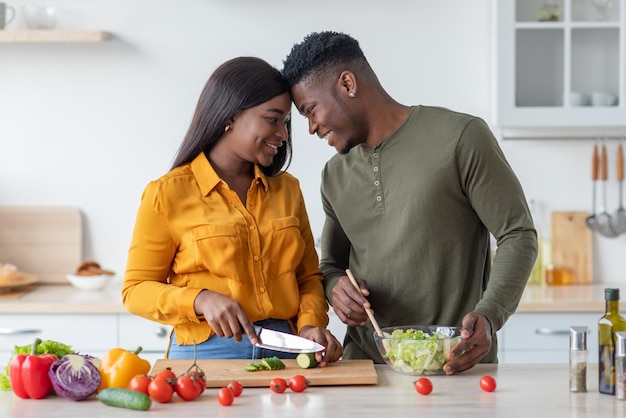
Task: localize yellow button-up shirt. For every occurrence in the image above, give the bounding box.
[122,153,328,346]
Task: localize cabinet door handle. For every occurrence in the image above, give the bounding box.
[155,327,168,338]
[0,328,42,335]
[535,328,570,336]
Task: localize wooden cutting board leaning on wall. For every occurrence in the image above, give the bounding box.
[551,211,593,284]
[0,207,82,284]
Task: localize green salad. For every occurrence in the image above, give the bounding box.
[383,328,460,375]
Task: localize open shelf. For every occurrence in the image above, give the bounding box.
[0,30,110,43]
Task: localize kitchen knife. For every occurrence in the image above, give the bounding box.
[253,325,325,354]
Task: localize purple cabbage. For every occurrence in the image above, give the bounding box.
[48,354,101,401]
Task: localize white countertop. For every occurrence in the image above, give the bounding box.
[0,282,624,315]
[0,364,623,417]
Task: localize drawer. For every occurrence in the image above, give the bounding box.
[501,313,600,364]
[0,314,117,353]
[503,313,598,351]
[118,314,171,353]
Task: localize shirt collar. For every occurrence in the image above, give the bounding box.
[190,152,269,196]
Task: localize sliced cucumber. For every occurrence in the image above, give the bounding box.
[97,388,151,411]
[245,356,286,372]
[261,356,285,370]
[296,353,319,369]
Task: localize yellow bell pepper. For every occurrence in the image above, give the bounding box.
[98,346,151,391]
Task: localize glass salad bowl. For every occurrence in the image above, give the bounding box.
[374,325,462,376]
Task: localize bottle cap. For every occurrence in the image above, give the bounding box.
[570,326,588,350]
[617,331,626,357]
[604,288,620,301]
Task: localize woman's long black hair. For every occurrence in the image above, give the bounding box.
[171,57,292,176]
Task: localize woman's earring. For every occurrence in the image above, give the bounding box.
[349,92,355,98]
[225,125,231,133]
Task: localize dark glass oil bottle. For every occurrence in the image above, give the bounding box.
[598,288,626,395]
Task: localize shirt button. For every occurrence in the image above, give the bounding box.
[373,166,379,172]
[249,225,255,230]
[374,180,380,186]
[253,255,259,261]
[373,153,379,158]
[259,287,266,293]
[376,196,382,202]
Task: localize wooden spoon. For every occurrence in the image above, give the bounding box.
[345,269,384,337]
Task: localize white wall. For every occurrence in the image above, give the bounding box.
[1,0,624,283]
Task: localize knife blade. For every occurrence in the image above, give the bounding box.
[253,325,325,354]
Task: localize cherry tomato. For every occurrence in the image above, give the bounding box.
[414,377,433,395]
[269,377,287,393]
[227,381,243,397]
[188,370,206,395]
[128,374,152,395]
[148,377,174,403]
[288,375,308,393]
[217,387,234,406]
[153,368,176,382]
[479,375,497,392]
[175,374,201,401]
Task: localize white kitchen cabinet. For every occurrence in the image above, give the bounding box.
[0,314,117,365]
[118,315,170,364]
[498,312,600,363]
[0,30,110,43]
[0,314,169,366]
[495,0,625,136]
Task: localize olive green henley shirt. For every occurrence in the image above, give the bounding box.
[320,106,537,363]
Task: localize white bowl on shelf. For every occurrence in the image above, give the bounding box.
[23,5,59,29]
[66,273,113,291]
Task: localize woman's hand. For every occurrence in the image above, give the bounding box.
[299,325,343,367]
[193,290,258,345]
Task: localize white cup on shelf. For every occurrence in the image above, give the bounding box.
[591,91,618,107]
[569,92,591,107]
[23,5,59,29]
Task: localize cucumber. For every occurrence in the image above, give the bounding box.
[97,388,152,411]
[245,356,286,371]
[296,352,319,369]
[260,356,285,370]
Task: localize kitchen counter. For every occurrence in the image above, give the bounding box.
[0,364,623,417]
[1,282,623,315]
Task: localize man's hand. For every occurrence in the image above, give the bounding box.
[299,326,344,367]
[330,275,371,326]
[442,312,492,375]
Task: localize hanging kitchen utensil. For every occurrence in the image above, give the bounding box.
[596,142,619,238]
[613,143,626,234]
[585,143,600,232]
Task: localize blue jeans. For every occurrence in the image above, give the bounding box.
[167,318,298,360]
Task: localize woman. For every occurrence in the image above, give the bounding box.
[122,57,342,366]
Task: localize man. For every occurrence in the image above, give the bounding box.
[282,31,537,375]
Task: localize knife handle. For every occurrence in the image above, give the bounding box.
[346,269,384,337]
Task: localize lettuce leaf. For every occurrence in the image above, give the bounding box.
[0,339,74,391]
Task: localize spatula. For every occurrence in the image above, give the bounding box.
[345,269,384,337]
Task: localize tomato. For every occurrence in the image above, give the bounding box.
[269,377,287,393]
[148,377,174,403]
[153,368,176,382]
[175,374,201,401]
[414,377,433,395]
[217,387,234,406]
[479,375,497,392]
[227,381,243,397]
[188,370,206,395]
[288,375,308,393]
[128,374,152,395]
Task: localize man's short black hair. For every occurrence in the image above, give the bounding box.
[282,31,368,87]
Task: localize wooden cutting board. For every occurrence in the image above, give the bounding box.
[0,206,82,284]
[151,359,378,387]
[551,211,593,284]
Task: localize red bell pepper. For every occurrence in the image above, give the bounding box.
[9,338,58,399]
